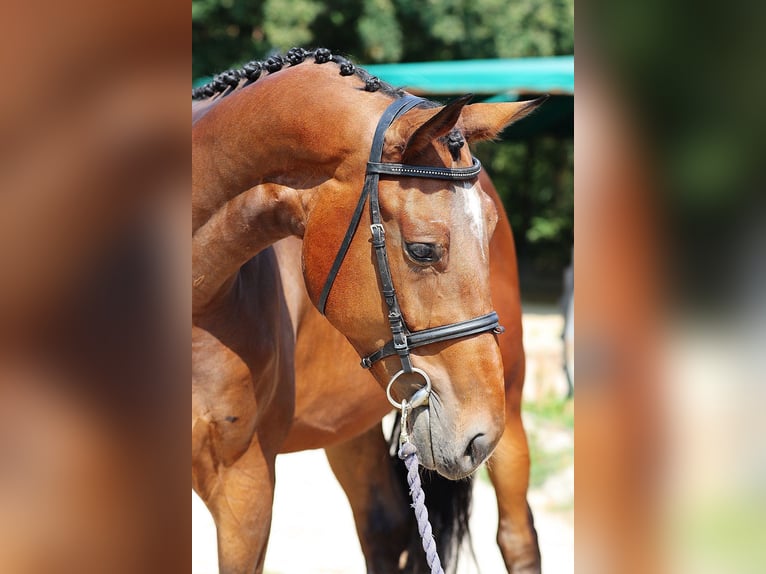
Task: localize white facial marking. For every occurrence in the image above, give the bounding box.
[455,180,486,260]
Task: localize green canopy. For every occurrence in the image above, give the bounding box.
[193,56,573,96]
[363,57,575,139]
[364,56,573,98]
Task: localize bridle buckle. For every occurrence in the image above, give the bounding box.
[392,332,408,351]
[370,223,385,246]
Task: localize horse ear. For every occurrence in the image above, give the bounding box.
[396,95,473,163]
[460,96,548,142]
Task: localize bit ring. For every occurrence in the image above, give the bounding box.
[386,367,432,410]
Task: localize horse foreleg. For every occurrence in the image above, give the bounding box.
[193,424,276,574]
[487,405,541,574]
[324,424,411,574]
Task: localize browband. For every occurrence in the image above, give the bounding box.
[366,157,482,180]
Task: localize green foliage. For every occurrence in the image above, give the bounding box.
[192,0,573,298]
[263,0,322,51]
[524,396,573,489]
[192,0,268,76]
[192,0,573,74]
[527,430,572,489]
[358,0,402,62]
[523,394,574,430]
[399,0,574,60]
[475,136,573,286]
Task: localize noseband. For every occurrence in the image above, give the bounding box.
[318,95,504,408]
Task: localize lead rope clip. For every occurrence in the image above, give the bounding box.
[399,399,411,446]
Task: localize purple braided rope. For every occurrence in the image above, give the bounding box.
[398,440,445,574]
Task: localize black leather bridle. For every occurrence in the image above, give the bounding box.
[317,95,504,408]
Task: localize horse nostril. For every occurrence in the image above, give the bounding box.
[465,433,486,461]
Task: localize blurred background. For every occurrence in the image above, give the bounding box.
[2,0,765,572]
[574,2,766,573]
[0,2,189,572]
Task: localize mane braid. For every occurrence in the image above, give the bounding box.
[192,47,405,101]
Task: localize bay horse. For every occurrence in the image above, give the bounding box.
[192,48,542,573]
[275,169,540,574]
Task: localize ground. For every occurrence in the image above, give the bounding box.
[192,305,573,573]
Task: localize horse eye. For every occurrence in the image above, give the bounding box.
[405,242,440,264]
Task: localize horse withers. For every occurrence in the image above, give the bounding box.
[192,48,542,573]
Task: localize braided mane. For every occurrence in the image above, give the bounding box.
[192,47,404,101]
[192,47,467,158]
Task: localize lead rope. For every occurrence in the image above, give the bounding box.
[397,400,445,574]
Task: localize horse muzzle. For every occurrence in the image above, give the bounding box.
[408,402,501,481]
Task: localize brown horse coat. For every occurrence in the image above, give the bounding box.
[192,52,541,573]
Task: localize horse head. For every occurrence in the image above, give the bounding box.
[300,76,542,479]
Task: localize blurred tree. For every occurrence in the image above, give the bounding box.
[475,136,574,295]
[192,0,574,298]
[192,0,266,78]
[193,0,573,74]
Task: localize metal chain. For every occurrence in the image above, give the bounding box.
[398,401,445,574]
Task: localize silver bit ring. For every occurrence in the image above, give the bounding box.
[386,367,432,410]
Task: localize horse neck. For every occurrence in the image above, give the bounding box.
[192,96,220,124]
[191,68,389,315]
